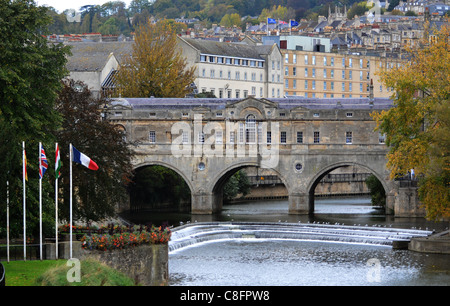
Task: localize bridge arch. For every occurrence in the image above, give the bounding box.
[133,161,194,194]
[130,161,194,213]
[306,161,390,214]
[207,161,291,213]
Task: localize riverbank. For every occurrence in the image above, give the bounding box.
[409,230,450,254]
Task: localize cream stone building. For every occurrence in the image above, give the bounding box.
[177,37,284,99]
[282,49,405,99]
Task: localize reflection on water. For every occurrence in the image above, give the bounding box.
[121,197,449,232]
[169,239,450,286]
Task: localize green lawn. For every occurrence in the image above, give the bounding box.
[2,259,136,286]
[2,260,65,286]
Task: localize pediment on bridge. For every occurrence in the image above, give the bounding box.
[226,97,278,109]
[225,97,278,119]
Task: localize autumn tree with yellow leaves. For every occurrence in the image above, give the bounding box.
[372,22,450,220]
[115,20,195,98]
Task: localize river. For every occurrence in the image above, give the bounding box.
[121,197,450,286]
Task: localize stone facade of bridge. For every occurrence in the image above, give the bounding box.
[107,96,424,217]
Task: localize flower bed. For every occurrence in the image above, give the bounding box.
[80,225,171,251]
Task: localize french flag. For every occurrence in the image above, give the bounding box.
[72,146,99,171]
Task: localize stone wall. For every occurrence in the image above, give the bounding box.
[80,244,169,286]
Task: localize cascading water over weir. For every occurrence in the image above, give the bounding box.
[168,222,433,253]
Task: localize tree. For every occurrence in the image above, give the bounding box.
[220,13,241,27]
[0,0,70,238]
[114,20,196,98]
[55,79,134,223]
[372,22,450,220]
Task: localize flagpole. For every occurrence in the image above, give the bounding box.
[6,180,9,263]
[39,142,43,261]
[55,143,59,260]
[23,141,26,261]
[69,143,73,259]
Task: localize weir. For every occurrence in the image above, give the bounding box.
[168,222,433,253]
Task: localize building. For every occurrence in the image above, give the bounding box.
[65,41,132,97]
[177,37,284,99]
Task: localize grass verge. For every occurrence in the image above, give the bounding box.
[3,259,136,286]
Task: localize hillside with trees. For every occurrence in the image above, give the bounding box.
[46,0,375,35]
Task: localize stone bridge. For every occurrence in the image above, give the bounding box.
[107,96,424,217]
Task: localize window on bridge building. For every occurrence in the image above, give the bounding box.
[149,131,156,144]
[281,131,287,144]
[245,114,256,143]
[314,131,320,143]
[346,131,353,144]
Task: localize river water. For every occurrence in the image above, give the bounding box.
[122,197,450,286]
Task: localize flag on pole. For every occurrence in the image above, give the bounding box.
[24,150,28,181]
[39,146,48,179]
[290,20,299,27]
[72,146,99,171]
[55,143,62,179]
[267,18,276,24]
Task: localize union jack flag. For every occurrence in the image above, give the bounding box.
[39,146,48,179]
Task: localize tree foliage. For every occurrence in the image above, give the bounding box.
[114,20,196,98]
[55,80,134,223]
[372,22,450,220]
[0,0,70,238]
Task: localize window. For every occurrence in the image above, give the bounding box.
[346,131,353,144]
[209,56,215,63]
[245,114,256,143]
[293,67,296,76]
[346,112,353,117]
[198,132,205,143]
[312,68,316,77]
[293,79,297,89]
[200,55,207,62]
[285,79,289,88]
[349,58,352,68]
[267,131,272,144]
[312,56,316,65]
[323,56,327,66]
[149,131,156,143]
[379,132,386,144]
[216,131,223,144]
[304,80,308,89]
[342,70,346,79]
[342,82,345,92]
[349,71,352,79]
[323,81,327,90]
[230,131,235,144]
[285,54,289,63]
[281,131,287,144]
[293,54,297,64]
[314,131,320,143]
[330,57,334,66]
[296,131,303,144]
[305,68,308,77]
[349,83,352,91]
[331,69,334,78]
[182,131,189,144]
[323,69,327,78]
[304,55,308,65]
[285,67,289,76]
[342,58,346,67]
[312,80,316,90]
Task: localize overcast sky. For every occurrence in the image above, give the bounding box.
[36,0,133,13]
